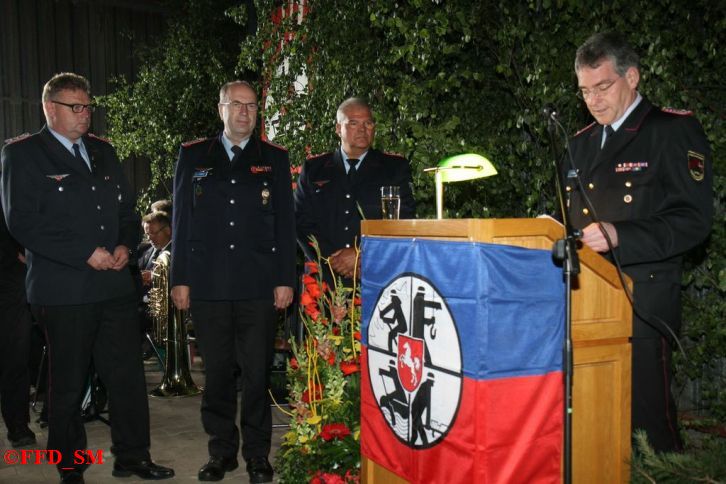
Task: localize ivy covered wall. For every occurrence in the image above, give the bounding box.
[101,0,724,418]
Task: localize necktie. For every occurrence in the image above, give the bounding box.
[602,125,615,149]
[231,145,243,164]
[73,143,90,172]
[347,158,359,184]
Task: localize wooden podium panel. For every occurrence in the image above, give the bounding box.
[360,219,632,484]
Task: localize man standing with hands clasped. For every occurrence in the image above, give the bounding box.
[171,80,296,483]
[567,33,713,453]
[1,72,174,484]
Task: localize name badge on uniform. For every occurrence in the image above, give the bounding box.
[615,162,648,173]
[261,188,270,205]
[46,174,69,182]
[193,167,212,179]
[251,165,272,174]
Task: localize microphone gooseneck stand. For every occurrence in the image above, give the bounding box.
[544,105,577,484]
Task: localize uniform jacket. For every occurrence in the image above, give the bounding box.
[294,147,416,259]
[567,97,712,336]
[0,127,140,305]
[170,133,296,301]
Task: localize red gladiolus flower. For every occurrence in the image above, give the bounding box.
[307,282,322,299]
[353,331,361,341]
[326,352,335,365]
[332,326,340,336]
[305,261,319,274]
[353,297,362,306]
[291,182,297,191]
[319,423,351,441]
[301,383,323,403]
[310,471,346,484]
[303,274,317,286]
[340,361,359,376]
[300,291,315,306]
[289,357,299,370]
[304,304,321,321]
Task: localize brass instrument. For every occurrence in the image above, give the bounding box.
[147,250,202,397]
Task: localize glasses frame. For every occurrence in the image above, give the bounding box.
[219,101,259,112]
[576,77,621,101]
[51,100,95,113]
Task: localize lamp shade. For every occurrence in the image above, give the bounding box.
[436,153,498,182]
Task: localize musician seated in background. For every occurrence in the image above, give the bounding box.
[137,211,172,350]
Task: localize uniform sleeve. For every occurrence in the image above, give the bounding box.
[170,146,193,286]
[273,150,297,287]
[110,144,140,251]
[1,142,97,269]
[293,160,328,260]
[613,116,713,265]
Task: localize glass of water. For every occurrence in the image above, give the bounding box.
[380,186,401,219]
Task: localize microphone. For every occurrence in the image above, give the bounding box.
[542,104,558,133]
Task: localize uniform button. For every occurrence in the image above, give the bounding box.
[229,244,235,250]
[263,181,268,187]
[649,273,655,279]
[230,199,235,204]
[345,244,351,248]
[344,226,349,231]
[344,210,350,214]
[345,194,351,199]
[58,186,64,192]
[271,247,276,252]
[97,205,101,210]
[582,208,589,215]
[588,183,595,190]
[231,179,237,184]
[624,194,633,203]
[229,221,235,226]
[91,186,96,191]
[625,181,632,187]
[100,225,105,230]
[565,186,571,192]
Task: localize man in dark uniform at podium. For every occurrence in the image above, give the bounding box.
[294,98,416,284]
[1,72,173,483]
[171,80,296,483]
[567,33,713,452]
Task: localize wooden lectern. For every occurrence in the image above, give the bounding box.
[360,219,632,484]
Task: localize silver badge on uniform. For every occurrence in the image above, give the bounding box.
[261,188,270,205]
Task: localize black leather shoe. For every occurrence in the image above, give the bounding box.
[198,456,239,481]
[246,456,273,484]
[8,427,36,448]
[60,470,84,483]
[112,459,174,480]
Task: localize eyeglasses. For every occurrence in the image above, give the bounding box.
[576,77,621,101]
[343,120,376,129]
[144,226,168,237]
[219,101,259,112]
[51,100,95,113]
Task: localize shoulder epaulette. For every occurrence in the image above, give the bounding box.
[181,137,209,148]
[573,122,596,137]
[661,107,693,116]
[4,133,31,145]
[306,152,331,161]
[383,151,406,160]
[88,133,111,144]
[260,138,288,152]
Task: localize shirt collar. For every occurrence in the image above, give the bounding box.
[221,133,250,161]
[48,127,90,165]
[610,92,642,132]
[340,147,369,173]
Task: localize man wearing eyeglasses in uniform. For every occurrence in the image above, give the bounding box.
[0,72,174,483]
[294,97,416,285]
[170,80,295,483]
[566,33,713,453]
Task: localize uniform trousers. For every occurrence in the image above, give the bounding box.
[0,295,32,433]
[32,294,151,471]
[191,299,276,461]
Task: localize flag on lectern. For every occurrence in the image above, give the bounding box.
[361,237,565,483]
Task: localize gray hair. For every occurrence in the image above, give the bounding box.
[219,80,257,103]
[336,97,372,123]
[42,73,91,102]
[574,32,640,77]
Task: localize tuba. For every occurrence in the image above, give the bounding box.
[147,250,201,397]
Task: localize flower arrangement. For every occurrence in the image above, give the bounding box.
[275,240,362,483]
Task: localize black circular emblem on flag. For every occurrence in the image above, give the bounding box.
[367,273,463,449]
